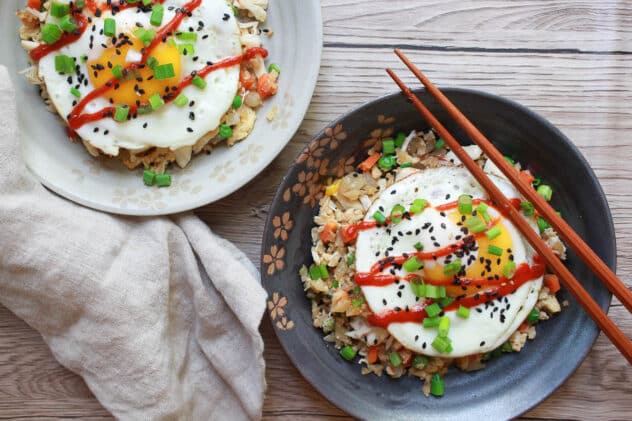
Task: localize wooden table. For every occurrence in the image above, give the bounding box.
[2,1,631,419]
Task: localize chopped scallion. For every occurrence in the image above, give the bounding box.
[410,198,428,214]
[431,335,451,353]
[504,261,517,279]
[156,173,171,187]
[443,259,462,276]
[318,263,329,279]
[414,242,423,251]
[42,23,63,44]
[430,373,445,397]
[113,104,129,122]
[537,216,550,234]
[487,245,503,256]
[527,308,539,324]
[309,265,321,280]
[146,56,159,69]
[70,87,81,98]
[176,31,198,41]
[412,355,428,368]
[537,184,553,201]
[372,210,386,224]
[424,284,439,299]
[403,256,423,273]
[377,155,396,171]
[410,279,426,298]
[425,302,441,318]
[191,74,207,89]
[232,94,242,108]
[457,305,470,318]
[50,2,69,17]
[382,139,395,155]
[438,296,453,307]
[143,169,155,186]
[174,93,188,107]
[111,64,123,79]
[59,15,77,32]
[388,351,402,367]
[150,3,164,26]
[423,316,440,328]
[400,162,413,168]
[149,92,164,110]
[394,132,406,148]
[331,280,339,289]
[268,63,281,74]
[485,225,501,240]
[457,194,472,214]
[54,54,74,74]
[438,316,450,337]
[434,138,445,149]
[390,204,405,224]
[219,124,232,139]
[134,28,156,46]
[153,63,175,80]
[465,216,486,233]
[520,200,535,216]
[346,252,355,265]
[104,18,116,37]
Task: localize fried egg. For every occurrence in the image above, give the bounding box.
[38,0,241,155]
[356,167,542,357]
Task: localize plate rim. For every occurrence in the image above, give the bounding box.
[261,86,617,420]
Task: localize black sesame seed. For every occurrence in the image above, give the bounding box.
[187,127,193,133]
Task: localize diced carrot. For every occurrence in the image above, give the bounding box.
[518,321,529,332]
[367,346,379,364]
[519,170,535,185]
[320,221,338,244]
[358,153,381,172]
[239,68,255,90]
[544,274,561,294]
[257,72,278,100]
[27,0,42,10]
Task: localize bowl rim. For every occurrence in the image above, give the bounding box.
[261,86,616,419]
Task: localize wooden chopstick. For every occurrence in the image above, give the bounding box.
[385,62,632,364]
[393,48,632,316]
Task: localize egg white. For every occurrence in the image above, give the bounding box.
[356,167,542,357]
[38,0,241,155]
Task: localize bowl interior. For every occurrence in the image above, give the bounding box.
[261,88,615,420]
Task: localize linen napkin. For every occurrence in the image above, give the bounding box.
[0,66,268,420]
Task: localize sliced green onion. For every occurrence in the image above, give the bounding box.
[309,265,321,280]
[80,54,88,63]
[149,93,164,110]
[59,14,77,32]
[410,198,428,214]
[501,342,513,352]
[438,296,454,308]
[434,138,445,149]
[352,286,361,294]
[410,279,426,298]
[70,87,81,98]
[394,132,406,148]
[424,284,439,299]
[532,176,542,187]
[437,285,446,298]
[476,202,491,223]
[146,56,159,69]
[537,184,553,201]
[111,64,124,79]
[487,245,503,256]
[400,162,413,168]
[155,173,171,187]
[113,104,129,122]
[232,4,238,15]
[352,297,363,308]
[134,28,156,46]
[414,242,423,251]
[372,210,386,224]
[520,200,535,216]
[174,93,188,107]
[486,225,501,240]
[378,155,396,171]
[176,31,198,41]
[527,308,539,324]
[232,94,243,108]
[382,139,395,155]
[465,216,486,233]
[153,63,175,80]
[457,305,470,319]
[192,75,207,89]
[340,346,356,361]
[457,194,472,214]
[537,216,550,234]
[388,351,402,367]
[504,261,517,279]
[412,355,428,368]
[423,316,440,328]
[438,316,450,337]
[219,124,233,139]
[331,280,339,289]
[177,43,195,56]
[403,256,424,273]
[50,2,69,17]
[504,155,515,164]
[76,0,85,7]
[346,252,355,265]
[42,23,63,44]
[425,302,441,318]
[268,63,281,74]
[318,263,329,279]
[143,169,155,186]
[430,373,445,397]
[431,335,451,353]
[390,204,405,224]
[137,105,153,115]
[104,17,116,37]
[443,259,462,276]
[150,3,164,26]
[54,54,74,74]
[142,0,152,5]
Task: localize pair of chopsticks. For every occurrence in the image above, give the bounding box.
[387,49,632,364]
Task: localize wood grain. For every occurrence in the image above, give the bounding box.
[2,1,632,420]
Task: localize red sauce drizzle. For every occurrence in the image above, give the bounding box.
[28,0,268,130]
[346,197,542,328]
[366,256,545,328]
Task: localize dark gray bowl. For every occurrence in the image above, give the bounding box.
[260,88,616,420]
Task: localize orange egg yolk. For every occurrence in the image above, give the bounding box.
[422,209,514,296]
[87,36,181,107]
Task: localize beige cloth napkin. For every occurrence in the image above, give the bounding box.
[0,66,267,420]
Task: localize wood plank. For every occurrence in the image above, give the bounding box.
[321,0,632,53]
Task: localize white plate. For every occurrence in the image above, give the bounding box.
[1,0,322,215]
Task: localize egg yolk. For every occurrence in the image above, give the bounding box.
[87,36,181,107]
[423,209,514,296]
